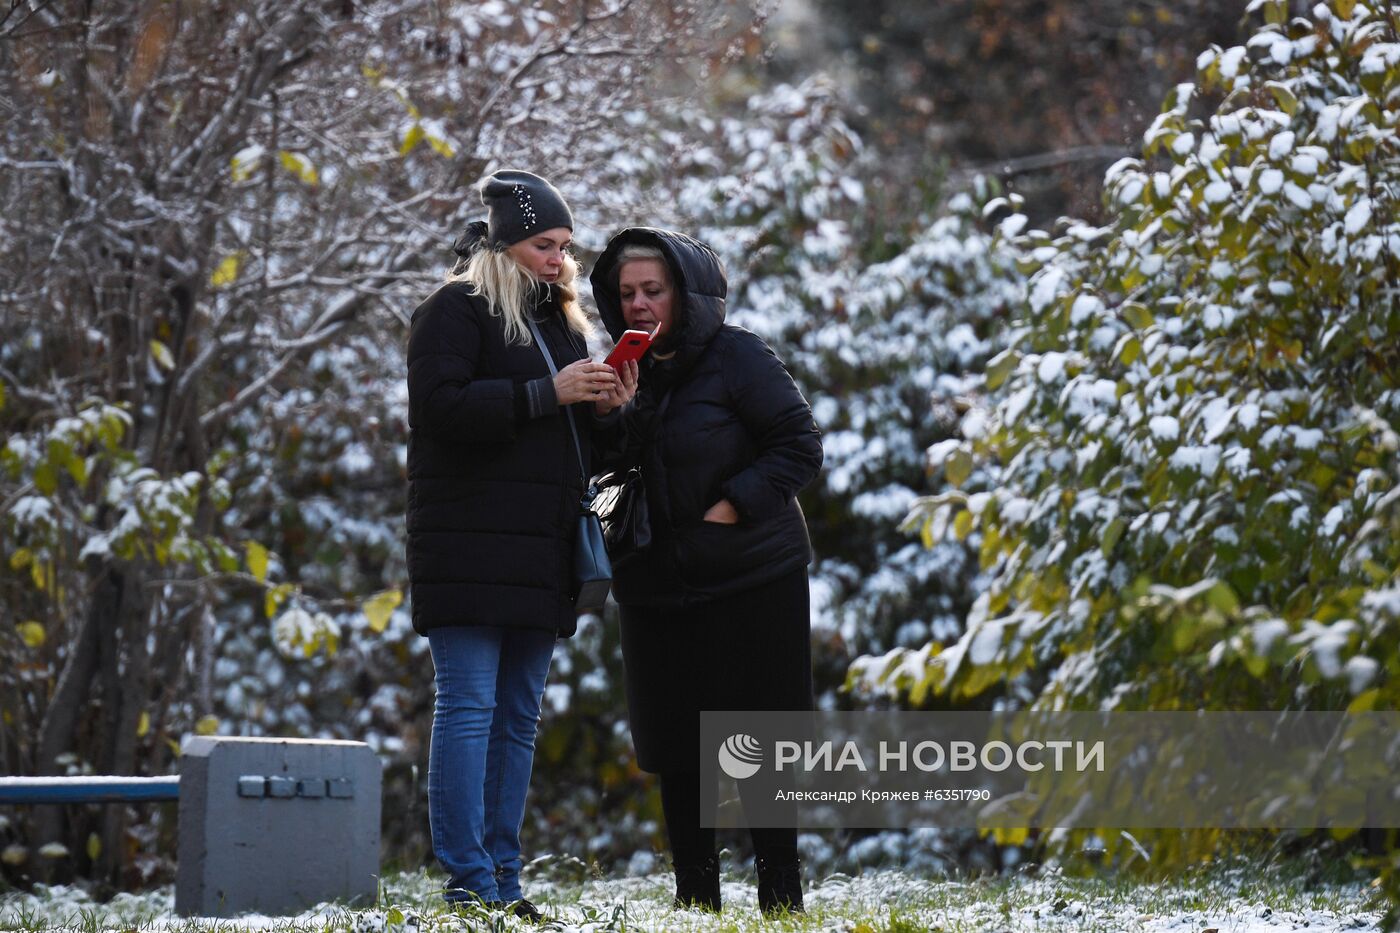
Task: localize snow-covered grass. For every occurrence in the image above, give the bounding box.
[0,860,1384,932]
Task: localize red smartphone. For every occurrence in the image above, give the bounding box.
[604,328,655,371]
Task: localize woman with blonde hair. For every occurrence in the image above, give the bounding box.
[405,170,637,918]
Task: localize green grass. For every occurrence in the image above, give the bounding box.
[0,857,1386,932]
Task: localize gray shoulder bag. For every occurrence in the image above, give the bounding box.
[526,316,612,613]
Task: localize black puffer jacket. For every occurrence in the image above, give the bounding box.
[591,228,823,608]
[405,280,593,637]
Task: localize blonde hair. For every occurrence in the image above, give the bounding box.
[447,248,591,347]
[612,244,669,283]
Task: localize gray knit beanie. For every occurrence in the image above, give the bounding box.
[478,170,573,247]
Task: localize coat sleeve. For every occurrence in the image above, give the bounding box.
[406,287,548,444]
[589,402,637,475]
[718,332,824,522]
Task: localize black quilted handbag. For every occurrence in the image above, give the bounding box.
[592,467,651,560]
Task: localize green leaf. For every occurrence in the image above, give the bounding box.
[1347,688,1380,713]
[945,448,973,488]
[33,462,58,496]
[1101,518,1125,556]
[1206,580,1240,616]
[363,589,403,634]
[66,455,88,489]
[984,350,1018,391]
[1266,82,1297,115]
[1115,334,1142,366]
[1121,302,1154,330]
[245,540,269,584]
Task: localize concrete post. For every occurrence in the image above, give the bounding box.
[175,736,381,917]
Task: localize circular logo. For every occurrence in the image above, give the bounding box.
[717,733,764,780]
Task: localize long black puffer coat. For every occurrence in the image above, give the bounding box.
[590,228,823,608]
[405,280,594,637]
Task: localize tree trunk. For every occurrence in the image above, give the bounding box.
[31,563,122,881]
[99,579,150,886]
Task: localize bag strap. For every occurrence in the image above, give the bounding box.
[525,315,590,491]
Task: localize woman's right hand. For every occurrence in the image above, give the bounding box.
[554,359,619,406]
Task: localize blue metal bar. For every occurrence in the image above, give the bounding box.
[0,776,180,804]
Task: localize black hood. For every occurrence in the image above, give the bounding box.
[590,227,727,355]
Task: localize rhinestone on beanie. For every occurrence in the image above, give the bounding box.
[515,184,537,230]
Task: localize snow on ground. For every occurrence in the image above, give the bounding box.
[0,864,1383,932]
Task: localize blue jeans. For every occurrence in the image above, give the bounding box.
[427,625,554,904]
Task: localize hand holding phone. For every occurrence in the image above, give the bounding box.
[604,327,656,371]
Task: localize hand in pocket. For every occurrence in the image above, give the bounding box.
[702,498,739,525]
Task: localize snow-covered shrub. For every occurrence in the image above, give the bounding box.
[853,0,1400,877]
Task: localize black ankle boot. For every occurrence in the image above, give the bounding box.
[673,853,721,911]
[756,852,804,916]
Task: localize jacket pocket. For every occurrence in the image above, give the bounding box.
[673,517,804,593]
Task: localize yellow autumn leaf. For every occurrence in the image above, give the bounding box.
[399,124,424,156]
[86,833,101,861]
[8,547,31,571]
[150,339,175,371]
[278,150,319,186]
[195,715,220,736]
[426,134,455,158]
[210,253,241,288]
[265,580,296,619]
[245,540,269,584]
[363,589,403,633]
[229,146,264,183]
[136,710,150,738]
[16,621,45,648]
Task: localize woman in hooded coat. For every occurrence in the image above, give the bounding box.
[590,228,823,915]
[405,171,636,917]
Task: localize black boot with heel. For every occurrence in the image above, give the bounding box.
[672,853,721,911]
[755,849,804,916]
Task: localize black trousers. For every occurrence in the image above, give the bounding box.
[620,568,813,864]
[619,568,814,774]
[659,769,798,865]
